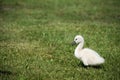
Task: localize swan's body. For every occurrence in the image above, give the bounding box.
[72,35,105,66]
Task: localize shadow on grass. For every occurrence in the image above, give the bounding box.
[0,0,3,11]
[0,70,13,75]
[0,64,17,76]
[78,61,103,69]
[0,65,18,80]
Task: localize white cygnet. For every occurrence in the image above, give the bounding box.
[72,35,105,66]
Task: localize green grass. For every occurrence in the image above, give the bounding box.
[0,0,120,80]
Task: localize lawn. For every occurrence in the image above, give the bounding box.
[0,0,120,80]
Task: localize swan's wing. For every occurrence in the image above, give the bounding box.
[83,48,100,57]
[82,48,104,65]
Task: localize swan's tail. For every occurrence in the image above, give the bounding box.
[99,57,105,64]
[92,57,105,66]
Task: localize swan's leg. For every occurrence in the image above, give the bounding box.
[82,58,88,66]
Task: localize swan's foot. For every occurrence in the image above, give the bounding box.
[78,62,88,68]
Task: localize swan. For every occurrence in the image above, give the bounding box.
[72,35,105,66]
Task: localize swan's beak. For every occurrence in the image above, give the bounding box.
[71,41,76,46]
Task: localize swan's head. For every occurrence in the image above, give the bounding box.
[72,35,84,45]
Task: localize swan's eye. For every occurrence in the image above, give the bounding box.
[75,39,77,40]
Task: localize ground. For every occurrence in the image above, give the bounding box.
[0,0,120,80]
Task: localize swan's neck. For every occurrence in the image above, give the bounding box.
[74,41,84,58]
[76,41,84,51]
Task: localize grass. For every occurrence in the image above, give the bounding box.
[0,0,120,80]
